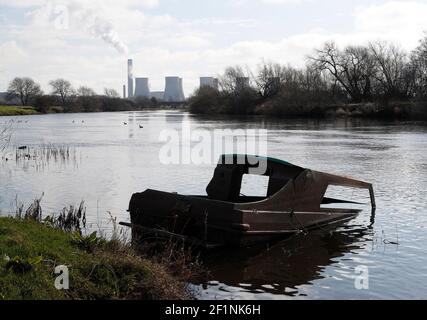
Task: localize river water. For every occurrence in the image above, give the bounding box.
[1,111,426,299]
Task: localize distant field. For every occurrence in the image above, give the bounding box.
[0,105,39,116]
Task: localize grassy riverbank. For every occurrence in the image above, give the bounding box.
[0,104,185,117]
[0,105,39,116]
[0,217,193,300]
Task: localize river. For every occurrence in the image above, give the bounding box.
[1,111,426,299]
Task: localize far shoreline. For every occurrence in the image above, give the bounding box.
[2,103,427,122]
[0,105,40,117]
[0,104,187,118]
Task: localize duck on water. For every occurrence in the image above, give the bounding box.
[122,154,376,248]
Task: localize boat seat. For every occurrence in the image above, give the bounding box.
[206,166,244,202]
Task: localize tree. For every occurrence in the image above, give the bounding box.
[189,86,223,114]
[75,86,98,112]
[33,95,56,113]
[217,66,259,114]
[255,63,288,99]
[7,77,43,106]
[77,86,96,97]
[219,66,250,94]
[411,34,427,99]
[309,42,376,103]
[299,66,330,93]
[49,79,74,105]
[104,88,120,98]
[369,41,413,100]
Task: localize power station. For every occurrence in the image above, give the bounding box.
[200,77,219,90]
[125,59,218,102]
[135,78,150,98]
[164,77,185,102]
[127,59,134,99]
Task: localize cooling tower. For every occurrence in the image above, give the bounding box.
[200,77,219,89]
[135,78,151,98]
[179,78,185,101]
[164,77,185,102]
[127,59,134,98]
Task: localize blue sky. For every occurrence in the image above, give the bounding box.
[1,0,427,95]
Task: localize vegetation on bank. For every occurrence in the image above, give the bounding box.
[3,77,162,115]
[0,200,198,300]
[0,105,39,116]
[189,36,427,119]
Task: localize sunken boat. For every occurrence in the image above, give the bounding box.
[125,155,376,248]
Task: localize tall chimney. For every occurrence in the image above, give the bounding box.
[127,59,134,98]
[123,85,126,99]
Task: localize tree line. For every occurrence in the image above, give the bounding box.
[189,35,427,118]
[5,78,158,113]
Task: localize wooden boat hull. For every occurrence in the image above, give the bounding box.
[126,155,375,248]
[128,190,360,247]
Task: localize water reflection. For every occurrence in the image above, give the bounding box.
[198,215,374,298]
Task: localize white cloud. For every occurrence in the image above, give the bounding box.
[0,0,159,8]
[0,41,28,63]
[1,0,427,96]
[230,0,313,5]
[354,1,427,49]
[0,0,46,7]
[261,0,311,4]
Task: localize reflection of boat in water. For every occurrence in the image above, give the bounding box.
[199,222,374,296]
[125,155,376,247]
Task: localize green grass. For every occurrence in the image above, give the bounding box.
[0,105,39,116]
[0,217,190,300]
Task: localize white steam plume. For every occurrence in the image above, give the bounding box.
[66,1,129,55]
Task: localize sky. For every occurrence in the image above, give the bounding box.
[1,0,427,96]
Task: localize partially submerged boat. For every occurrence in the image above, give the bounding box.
[125,155,376,248]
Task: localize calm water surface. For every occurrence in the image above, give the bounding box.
[1,111,426,299]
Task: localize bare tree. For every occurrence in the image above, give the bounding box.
[218,66,259,114]
[255,62,289,99]
[309,41,376,103]
[411,34,427,98]
[7,77,43,106]
[219,66,251,94]
[104,88,120,98]
[299,66,323,91]
[49,79,74,105]
[77,86,96,97]
[369,41,413,99]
